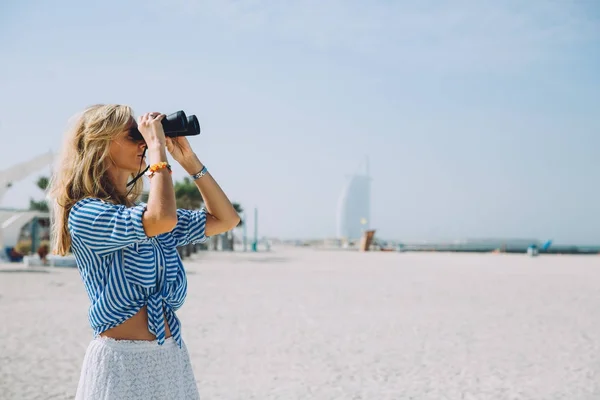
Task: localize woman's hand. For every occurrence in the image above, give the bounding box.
[166,136,196,166]
[138,112,166,148]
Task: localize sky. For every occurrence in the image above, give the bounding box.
[1,0,599,244]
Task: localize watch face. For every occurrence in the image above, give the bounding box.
[192,167,207,179]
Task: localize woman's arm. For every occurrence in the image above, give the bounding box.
[143,145,178,236]
[69,198,150,256]
[139,112,178,236]
[166,137,240,237]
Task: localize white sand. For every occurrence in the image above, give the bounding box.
[1,247,600,399]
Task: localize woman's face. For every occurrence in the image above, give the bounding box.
[109,130,147,174]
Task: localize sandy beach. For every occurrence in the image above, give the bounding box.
[1,247,600,399]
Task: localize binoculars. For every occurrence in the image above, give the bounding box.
[129,110,200,141]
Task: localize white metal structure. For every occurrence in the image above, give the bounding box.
[0,151,54,259]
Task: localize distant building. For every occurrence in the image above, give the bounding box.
[336,159,371,240]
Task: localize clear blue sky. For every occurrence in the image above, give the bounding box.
[1,0,599,244]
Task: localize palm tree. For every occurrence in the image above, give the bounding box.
[174,177,203,209]
[29,176,49,212]
[37,176,49,191]
[233,202,243,227]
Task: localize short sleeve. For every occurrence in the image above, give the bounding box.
[68,198,149,256]
[158,208,208,248]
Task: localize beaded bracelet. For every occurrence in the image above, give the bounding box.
[145,162,172,178]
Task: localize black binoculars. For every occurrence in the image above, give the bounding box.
[129,110,200,141]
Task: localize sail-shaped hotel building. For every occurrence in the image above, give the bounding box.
[336,159,371,241]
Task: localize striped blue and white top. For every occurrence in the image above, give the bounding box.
[68,197,208,348]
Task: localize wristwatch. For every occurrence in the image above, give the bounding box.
[190,165,208,180]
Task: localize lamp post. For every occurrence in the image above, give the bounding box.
[251,207,258,252]
[242,211,247,252]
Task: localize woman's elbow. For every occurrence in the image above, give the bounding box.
[220,216,241,232]
[229,215,241,230]
[205,215,240,237]
[162,215,178,232]
[143,214,178,236]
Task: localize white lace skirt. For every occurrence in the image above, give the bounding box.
[75,336,201,400]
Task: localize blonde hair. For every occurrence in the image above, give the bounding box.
[48,104,144,255]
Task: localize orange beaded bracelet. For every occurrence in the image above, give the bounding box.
[145,162,172,178]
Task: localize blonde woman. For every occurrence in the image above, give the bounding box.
[48,104,240,399]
